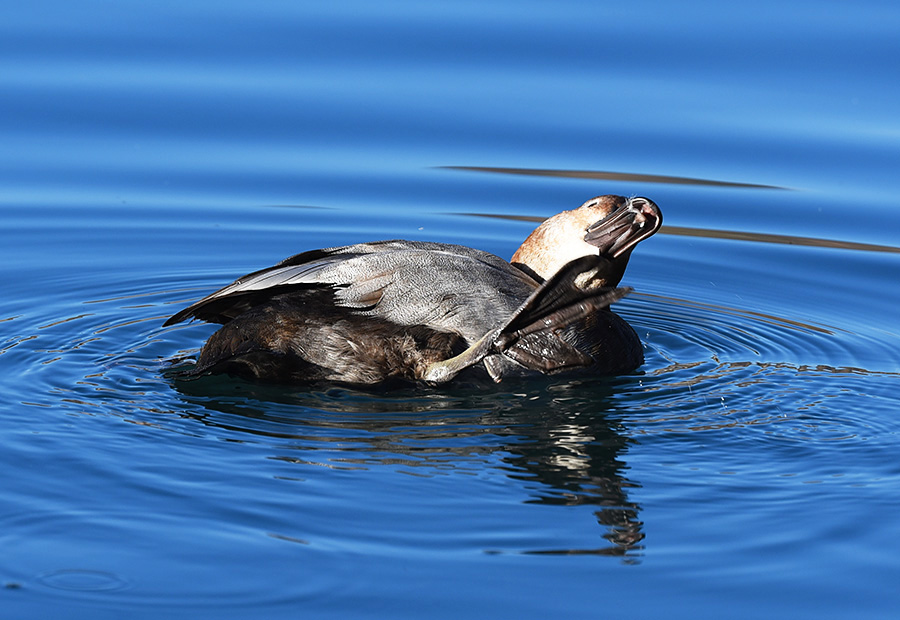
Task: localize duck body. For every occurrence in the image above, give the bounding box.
[165,196,662,385]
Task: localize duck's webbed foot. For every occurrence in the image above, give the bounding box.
[422,330,500,383]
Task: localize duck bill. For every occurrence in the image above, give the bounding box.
[583,196,662,258]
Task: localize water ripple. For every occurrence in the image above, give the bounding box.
[38,569,130,593]
[440,165,786,190]
[0,509,337,609]
[622,290,897,372]
[612,291,900,451]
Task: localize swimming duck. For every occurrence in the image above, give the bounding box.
[164,195,662,385]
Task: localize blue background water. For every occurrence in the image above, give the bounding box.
[2,1,900,618]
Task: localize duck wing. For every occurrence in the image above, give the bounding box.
[164,241,537,333]
[163,249,364,326]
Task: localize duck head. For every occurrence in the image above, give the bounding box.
[511,195,662,287]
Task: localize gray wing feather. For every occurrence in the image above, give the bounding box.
[164,241,538,338]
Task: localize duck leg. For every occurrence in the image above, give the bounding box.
[423,255,631,383]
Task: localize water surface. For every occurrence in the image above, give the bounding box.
[2,1,900,618]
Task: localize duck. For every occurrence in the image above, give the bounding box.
[164,195,662,385]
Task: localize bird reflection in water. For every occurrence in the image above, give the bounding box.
[170,375,645,558]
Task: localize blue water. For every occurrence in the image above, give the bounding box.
[3,1,900,618]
